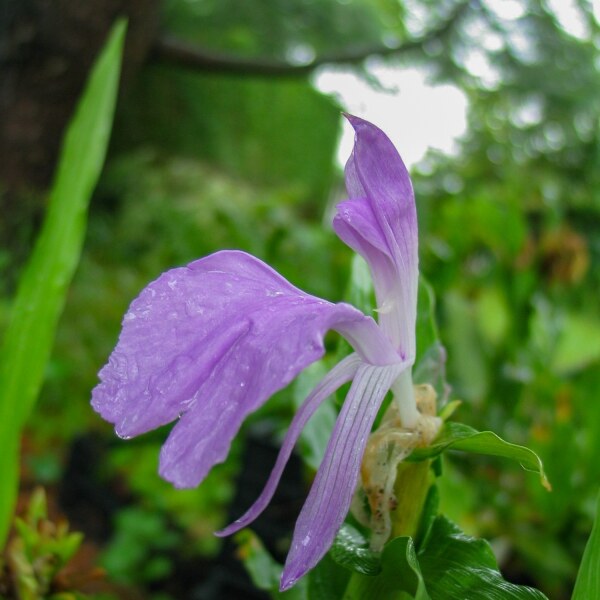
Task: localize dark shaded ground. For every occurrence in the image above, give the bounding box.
[59,430,306,598]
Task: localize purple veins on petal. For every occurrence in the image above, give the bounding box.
[333,197,405,354]
[92,250,396,489]
[216,353,362,537]
[280,360,405,591]
[91,115,424,591]
[336,115,419,362]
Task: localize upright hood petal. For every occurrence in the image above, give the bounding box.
[333,115,419,362]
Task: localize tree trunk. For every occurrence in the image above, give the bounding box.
[0,0,160,192]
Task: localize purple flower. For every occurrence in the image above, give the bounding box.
[92,115,421,590]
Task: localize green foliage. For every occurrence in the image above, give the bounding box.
[113,71,341,204]
[100,507,180,585]
[411,421,550,490]
[329,525,381,577]
[106,440,235,556]
[236,515,548,599]
[572,490,600,600]
[418,517,548,600]
[234,530,309,599]
[0,20,125,547]
[343,537,428,600]
[1,489,85,599]
[162,0,390,58]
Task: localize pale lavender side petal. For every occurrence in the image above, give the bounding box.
[339,115,419,361]
[215,353,362,537]
[92,250,399,488]
[280,360,406,591]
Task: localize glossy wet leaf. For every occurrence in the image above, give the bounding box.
[343,536,429,600]
[419,516,549,600]
[410,422,550,490]
[329,524,381,576]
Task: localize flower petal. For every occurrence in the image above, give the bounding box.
[280,360,405,591]
[215,353,362,537]
[333,198,405,356]
[92,250,398,487]
[336,115,419,360]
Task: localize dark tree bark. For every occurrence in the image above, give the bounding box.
[0,0,160,193]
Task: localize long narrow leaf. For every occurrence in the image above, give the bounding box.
[572,490,600,600]
[0,20,126,546]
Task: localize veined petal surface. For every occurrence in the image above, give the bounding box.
[280,360,405,590]
[335,115,419,361]
[216,353,362,537]
[92,250,397,488]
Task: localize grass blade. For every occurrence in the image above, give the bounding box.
[0,19,126,546]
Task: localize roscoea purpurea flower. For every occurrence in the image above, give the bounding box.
[91,115,439,590]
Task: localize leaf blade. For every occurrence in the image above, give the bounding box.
[0,19,126,547]
[410,422,550,490]
[571,490,600,600]
[419,516,549,600]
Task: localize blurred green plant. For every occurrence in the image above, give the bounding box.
[0,488,90,599]
[572,489,600,600]
[0,21,126,546]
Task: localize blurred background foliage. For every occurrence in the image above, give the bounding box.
[1,0,599,598]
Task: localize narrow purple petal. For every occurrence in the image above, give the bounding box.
[280,360,406,591]
[215,353,361,537]
[335,115,419,361]
[92,250,399,488]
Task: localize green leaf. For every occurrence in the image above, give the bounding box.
[235,529,282,592]
[415,276,441,364]
[572,490,600,600]
[234,530,308,599]
[444,289,489,403]
[0,19,126,547]
[343,537,430,600]
[414,277,448,405]
[474,285,510,348]
[410,422,550,491]
[419,516,548,600]
[329,524,381,576]
[308,554,351,600]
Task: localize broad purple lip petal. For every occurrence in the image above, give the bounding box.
[336,115,419,361]
[215,353,361,537]
[92,250,395,488]
[279,361,405,591]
